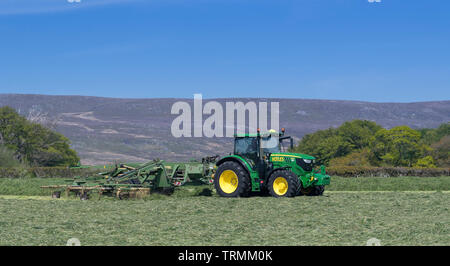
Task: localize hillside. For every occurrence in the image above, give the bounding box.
[0,94,448,165]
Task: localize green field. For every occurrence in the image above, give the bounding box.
[0,176,449,246]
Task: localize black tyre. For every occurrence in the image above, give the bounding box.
[300,185,325,196]
[214,161,251,197]
[267,170,300,197]
[157,187,175,195]
[80,191,89,200]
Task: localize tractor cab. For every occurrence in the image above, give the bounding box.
[214,128,331,198]
[233,128,292,169]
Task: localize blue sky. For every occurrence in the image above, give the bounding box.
[0,0,449,102]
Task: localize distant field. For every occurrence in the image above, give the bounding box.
[0,176,449,196]
[327,176,450,191]
[0,178,68,196]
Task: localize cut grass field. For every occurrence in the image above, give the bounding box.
[0,176,449,196]
[0,191,448,246]
[0,176,449,246]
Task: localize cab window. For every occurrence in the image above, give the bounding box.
[261,136,280,154]
[234,137,258,155]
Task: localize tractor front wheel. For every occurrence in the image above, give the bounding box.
[267,170,300,197]
[214,161,251,197]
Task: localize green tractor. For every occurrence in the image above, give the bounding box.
[214,129,330,197]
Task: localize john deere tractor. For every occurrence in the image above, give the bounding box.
[214,129,330,197]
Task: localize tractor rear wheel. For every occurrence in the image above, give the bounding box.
[268,170,300,197]
[214,161,251,197]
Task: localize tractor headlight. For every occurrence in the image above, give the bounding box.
[296,158,313,171]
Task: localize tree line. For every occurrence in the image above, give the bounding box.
[0,106,79,167]
[292,120,449,168]
[1,104,447,169]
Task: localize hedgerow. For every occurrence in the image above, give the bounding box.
[0,167,100,178]
[326,166,450,177]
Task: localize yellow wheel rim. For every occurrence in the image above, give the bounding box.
[219,170,239,194]
[273,177,288,196]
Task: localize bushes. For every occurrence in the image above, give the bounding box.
[430,135,450,167]
[0,167,100,178]
[293,120,449,168]
[0,106,80,167]
[326,166,450,177]
[369,126,429,167]
[329,149,371,167]
[292,120,382,165]
[0,145,31,177]
[0,145,23,168]
[413,155,436,168]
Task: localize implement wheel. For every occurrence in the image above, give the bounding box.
[79,191,89,200]
[268,170,300,197]
[214,161,250,197]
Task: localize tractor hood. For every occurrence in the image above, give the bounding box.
[270,152,316,160]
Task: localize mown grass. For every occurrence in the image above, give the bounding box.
[0,176,449,245]
[0,176,449,197]
[0,191,448,246]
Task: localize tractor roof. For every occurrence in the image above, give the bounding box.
[235,130,281,138]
